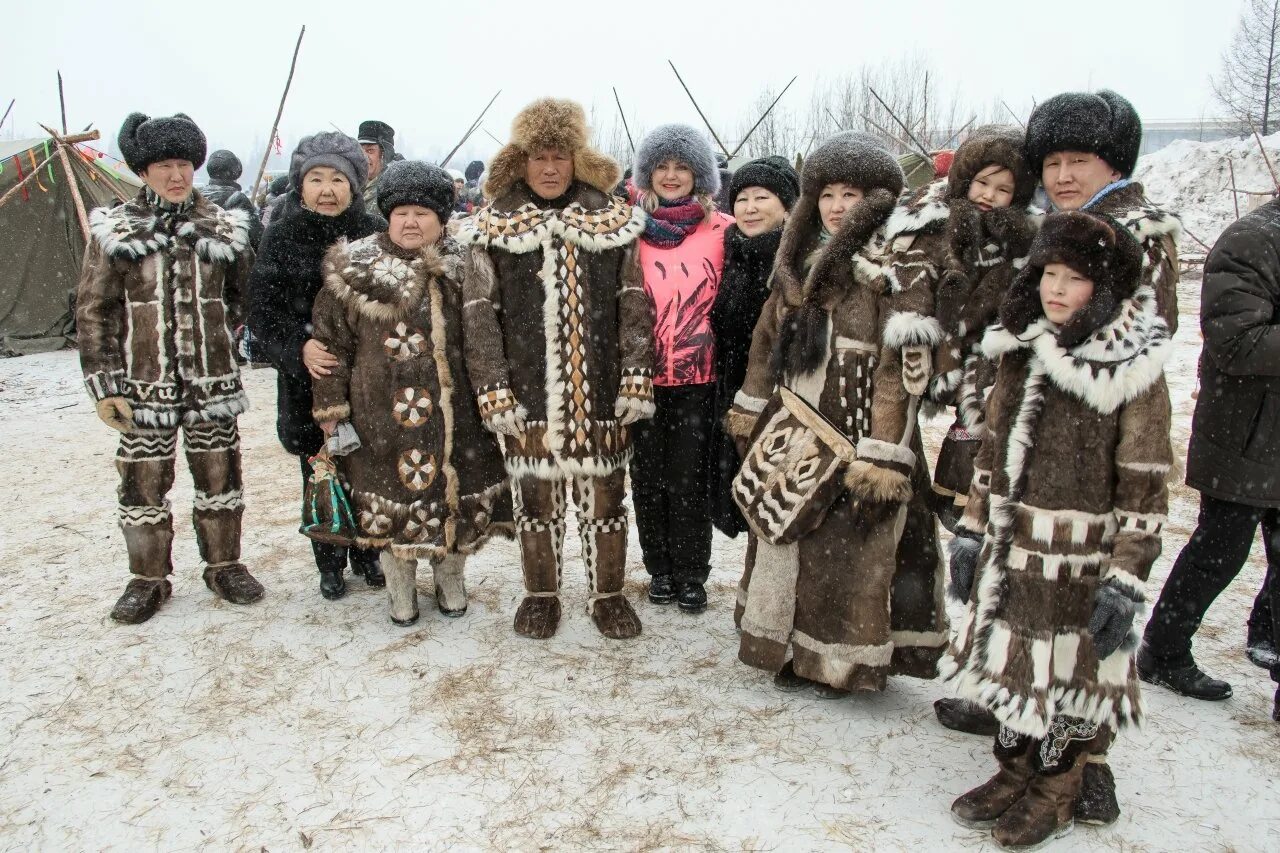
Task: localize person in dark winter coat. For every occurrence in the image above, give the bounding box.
[203,149,264,249]
[1138,198,1280,724]
[942,211,1172,848]
[262,175,291,227]
[630,124,734,613]
[310,161,513,626]
[247,131,386,600]
[358,120,396,216]
[77,112,264,624]
[710,155,799,544]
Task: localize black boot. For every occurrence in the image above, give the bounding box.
[110,577,171,624]
[1273,686,1279,723]
[1246,637,1279,670]
[319,566,346,600]
[351,549,385,588]
[1137,647,1232,700]
[648,573,676,604]
[676,580,707,613]
[1074,761,1120,826]
[935,697,1000,736]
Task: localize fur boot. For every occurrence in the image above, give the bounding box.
[992,721,1096,849]
[202,563,264,605]
[1073,760,1120,826]
[381,552,419,626]
[952,729,1035,828]
[110,577,172,624]
[590,595,642,640]
[514,594,561,639]
[432,554,467,617]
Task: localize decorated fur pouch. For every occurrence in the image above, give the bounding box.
[300,449,357,546]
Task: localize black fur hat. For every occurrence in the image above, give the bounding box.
[802,131,904,198]
[377,160,456,223]
[999,210,1143,347]
[118,112,207,174]
[464,159,485,182]
[633,123,721,197]
[1025,90,1143,178]
[358,120,395,149]
[948,125,1036,206]
[729,155,801,210]
[206,149,242,182]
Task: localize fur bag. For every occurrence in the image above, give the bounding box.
[300,449,357,546]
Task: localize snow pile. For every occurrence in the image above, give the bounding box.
[1134,132,1280,254]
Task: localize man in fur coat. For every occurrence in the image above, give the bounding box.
[77,112,263,624]
[459,98,655,640]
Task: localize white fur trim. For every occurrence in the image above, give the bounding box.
[882,311,945,350]
[855,437,916,470]
[792,630,894,668]
[732,390,768,413]
[883,179,949,242]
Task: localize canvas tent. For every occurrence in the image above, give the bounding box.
[0,137,140,354]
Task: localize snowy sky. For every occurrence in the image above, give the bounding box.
[0,0,1241,179]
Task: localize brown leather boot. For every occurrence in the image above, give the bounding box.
[993,726,1093,850]
[514,595,561,639]
[203,563,265,605]
[590,594,642,639]
[952,730,1034,828]
[110,577,172,624]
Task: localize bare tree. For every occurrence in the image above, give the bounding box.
[1212,0,1280,134]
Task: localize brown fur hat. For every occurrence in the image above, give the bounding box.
[801,131,904,198]
[483,98,620,201]
[999,210,1143,347]
[947,125,1036,206]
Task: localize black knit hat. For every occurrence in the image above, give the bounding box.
[729,155,801,210]
[206,149,242,182]
[1025,90,1143,178]
[377,160,455,223]
[118,112,207,174]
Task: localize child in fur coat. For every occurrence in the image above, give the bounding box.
[940,210,1172,850]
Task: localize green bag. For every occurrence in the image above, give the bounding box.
[300,449,357,546]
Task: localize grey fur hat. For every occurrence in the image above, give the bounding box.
[289,131,369,193]
[377,160,456,223]
[802,131,904,198]
[1025,90,1142,178]
[118,112,207,174]
[633,123,721,197]
[206,149,242,182]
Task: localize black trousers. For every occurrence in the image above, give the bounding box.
[298,455,380,574]
[1143,492,1280,681]
[629,383,715,584]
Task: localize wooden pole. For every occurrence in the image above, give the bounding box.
[1247,117,1280,193]
[1228,157,1241,219]
[0,150,58,210]
[38,124,90,238]
[440,89,501,168]
[868,87,932,160]
[825,108,843,132]
[251,25,306,202]
[57,71,68,135]
[612,87,635,155]
[0,98,14,133]
[668,60,731,158]
[861,113,920,156]
[940,116,978,151]
[730,75,798,158]
[482,127,502,145]
[1001,100,1026,130]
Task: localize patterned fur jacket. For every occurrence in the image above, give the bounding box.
[77,189,253,427]
[310,234,511,559]
[1086,182,1182,334]
[940,283,1173,739]
[459,180,655,479]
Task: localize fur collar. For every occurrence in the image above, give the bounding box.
[981,286,1171,414]
[89,189,251,263]
[883,179,950,243]
[1087,182,1182,245]
[322,233,460,323]
[458,187,644,255]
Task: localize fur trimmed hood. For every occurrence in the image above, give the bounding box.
[89,189,251,264]
[948,124,1036,206]
[483,98,620,200]
[322,233,463,324]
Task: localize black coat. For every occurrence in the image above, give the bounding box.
[707,225,782,535]
[203,180,264,250]
[247,193,384,456]
[1187,198,1280,508]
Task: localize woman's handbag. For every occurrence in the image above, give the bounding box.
[300,448,357,546]
[731,386,856,545]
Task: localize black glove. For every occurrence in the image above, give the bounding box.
[1088,580,1143,659]
[947,532,983,603]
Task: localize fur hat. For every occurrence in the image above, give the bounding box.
[206,149,242,183]
[289,132,369,194]
[729,155,800,210]
[801,132,904,198]
[268,175,290,197]
[358,120,395,149]
[465,159,485,182]
[999,210,1143,347]
[118,112,207,174]
[948,125,1036,206]
[1025,90,1142,178]
[633,124,720,197]
[377,160,455,223]
[484,98,619,200]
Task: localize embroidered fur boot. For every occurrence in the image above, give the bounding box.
[952,728,1034,828]
[992,720,1095,850]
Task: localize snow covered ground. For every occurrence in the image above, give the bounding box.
[0,278,1276,852]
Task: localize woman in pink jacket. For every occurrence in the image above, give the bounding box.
[631,124,734,613]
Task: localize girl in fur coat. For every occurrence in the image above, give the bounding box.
[310,162,512,626]
[726,132,944,695]
[941,211,1172,850]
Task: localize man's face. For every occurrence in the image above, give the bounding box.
[1042,151,1121,210]
[361,142,383,179]
[525,148,573,200]
[142,159,195,203]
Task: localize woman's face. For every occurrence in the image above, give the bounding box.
[733,187,787,236]
[967,165,1016,211]
[1039,262,1095,325]
[817,183,863,232]
[301,166,353,216]
[388,205,442,251]
[652,159,696,201]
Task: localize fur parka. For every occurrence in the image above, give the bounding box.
[310,234,512,559]
[1084,182,1182,335]
[77,189,253,427]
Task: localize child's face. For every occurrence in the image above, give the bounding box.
[1039,262,1095,325]
[966,165,1016,211]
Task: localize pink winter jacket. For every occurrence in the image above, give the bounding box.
[639,211,734,386]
